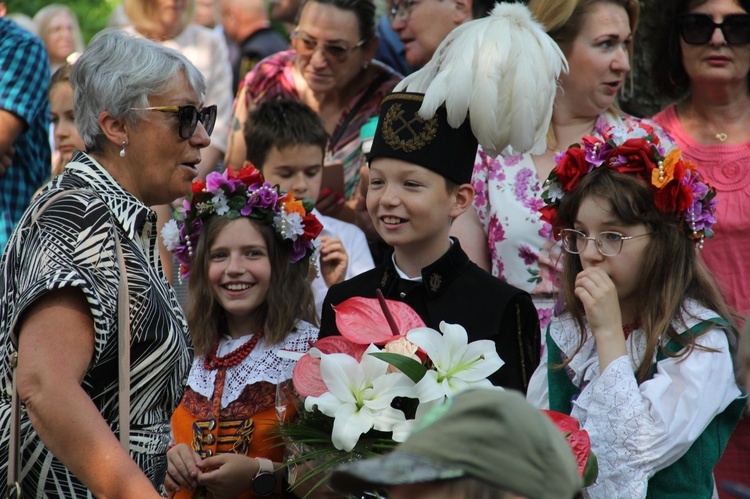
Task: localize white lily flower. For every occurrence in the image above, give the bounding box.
[304,344,417,451]
[407,321,504,405]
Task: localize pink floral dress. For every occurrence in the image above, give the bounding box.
[471,113,672,329]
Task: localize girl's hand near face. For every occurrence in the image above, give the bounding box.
[165,444,202,493]
[575,267,627,371]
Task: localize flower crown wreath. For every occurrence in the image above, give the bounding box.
[540,123,717,248]
[162,162,323,279]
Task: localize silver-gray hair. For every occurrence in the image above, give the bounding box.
[70,29,207,153]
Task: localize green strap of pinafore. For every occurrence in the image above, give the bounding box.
[546,318,746,498]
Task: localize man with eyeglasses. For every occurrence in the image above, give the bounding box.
[388,0,499,67]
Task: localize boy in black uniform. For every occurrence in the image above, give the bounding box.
[320,92,540,393]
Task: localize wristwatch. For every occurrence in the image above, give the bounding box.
[252,457,277,496]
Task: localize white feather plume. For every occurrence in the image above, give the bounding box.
[395,3,568,157]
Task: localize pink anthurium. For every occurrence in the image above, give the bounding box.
[333,296,426,345]
[293,336,368,397]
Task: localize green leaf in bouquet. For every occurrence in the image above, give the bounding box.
[368,352,427,383]
[272,409,399,498]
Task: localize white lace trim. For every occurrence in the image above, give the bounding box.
[187,320,318,408]
[550,299,739,499]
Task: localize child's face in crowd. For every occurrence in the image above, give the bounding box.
[50,82,85,165]
[574,195,651,317]
[261,145,324,203]
[208,218,272,333]
[367,158,461,259]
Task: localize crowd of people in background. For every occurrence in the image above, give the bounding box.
[0,0,749,498]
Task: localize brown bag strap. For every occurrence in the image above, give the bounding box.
[5,189,131,497]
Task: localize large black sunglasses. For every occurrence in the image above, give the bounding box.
[132,104,217,140]
[678,14,750,45]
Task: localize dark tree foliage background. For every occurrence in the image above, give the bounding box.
[4,0,671,117]
[622,0,676,119]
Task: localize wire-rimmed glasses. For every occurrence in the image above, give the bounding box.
[560,229,651,257]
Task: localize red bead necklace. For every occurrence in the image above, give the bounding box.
[204,330,264,370]
[622,319,641,340]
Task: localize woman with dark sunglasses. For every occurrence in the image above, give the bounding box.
[225,0,402,242]
[0,29,212,498]
[650,0,750,494]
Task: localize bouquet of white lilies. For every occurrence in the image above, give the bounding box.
[278,294,504,496]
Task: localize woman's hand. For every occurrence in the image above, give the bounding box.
[319,235,349,286]
[574,267,627,371]
[196,454,257,499]
[165,444,202,493]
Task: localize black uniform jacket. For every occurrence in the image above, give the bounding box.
[320,239,541,393]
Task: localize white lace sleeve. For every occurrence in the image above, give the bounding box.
[574,328,740,499]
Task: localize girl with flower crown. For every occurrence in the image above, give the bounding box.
[527,123,746,499]
[162,164,322,498]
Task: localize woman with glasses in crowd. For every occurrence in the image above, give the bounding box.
[225,0,401,230]
[0,30,214,497]
[650,0,750,492]
[452,0,671,331]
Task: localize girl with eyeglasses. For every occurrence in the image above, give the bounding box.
[650,1,750,489]
[527,123,745,498]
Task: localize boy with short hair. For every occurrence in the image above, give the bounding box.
[320,92,541,392]
[244,99,374,316]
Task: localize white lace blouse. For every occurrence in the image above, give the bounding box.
[187,320,318,409]
[527,300,741,498]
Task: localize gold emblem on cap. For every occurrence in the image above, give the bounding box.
[381,103,438,153]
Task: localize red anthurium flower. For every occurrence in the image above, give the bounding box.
[333,296,426,345]
[542,410,598,485]
[292,336,369,397]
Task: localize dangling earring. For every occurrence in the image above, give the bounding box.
[119,141,126,158]
[363,60,370,69]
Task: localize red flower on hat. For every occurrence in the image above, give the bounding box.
[555,146,589,192]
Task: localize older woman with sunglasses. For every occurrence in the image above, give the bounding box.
[0,30,213,498]
[650,0,750,493]
[225,0,401,229]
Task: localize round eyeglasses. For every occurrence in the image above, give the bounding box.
[131,105,217,140]
[678,14,750,45]
[560,229,651,257]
